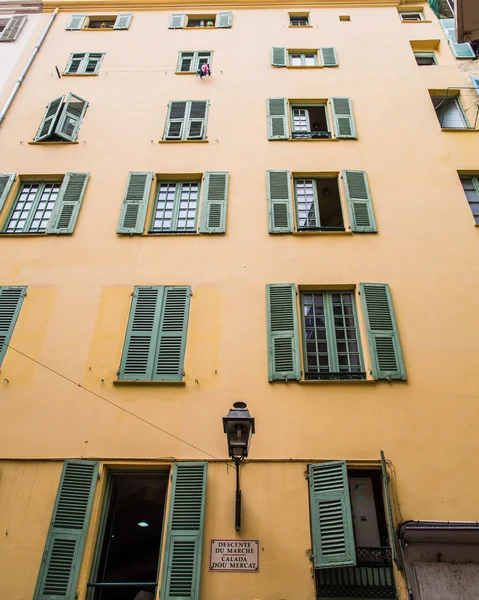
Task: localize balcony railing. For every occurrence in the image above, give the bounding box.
[291,131,331,139]
[316,547,396,598]
[429,0,454,18]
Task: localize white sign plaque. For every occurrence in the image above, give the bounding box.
[209,539,259,572]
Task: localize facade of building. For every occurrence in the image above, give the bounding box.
[0,1,479,599]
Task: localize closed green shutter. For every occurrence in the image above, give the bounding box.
[271,47,287,66]
[217,11,232,27]
[33,460,99,600]
[359,283,406,381]
[0,286,26,365]
[320,47,338,67]
[164,101,187,140]
[47,173,89,234]
[161,463,207,600]
[266,283,301,381]
[169,13,186,28]
[267,170,293,233]
[308,461,356,569]
[154,287,191,381]
[54,93,88,142]
[0,173,16,214]
[65,14,86,30]
[34,96,65,142]
[187,101,208,140]
[331,97,357,139]
[117,171,153,234]
[440,19,475,58]
[199,171,228,233]
[64,53,85,74]
[342,170,377,233]
[114,13,132,29]
[0,15,27,41]
[267,98,289,140]
[380,451,402,570]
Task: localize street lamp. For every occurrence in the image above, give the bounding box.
[223,402,255,530]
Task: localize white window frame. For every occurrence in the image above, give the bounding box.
[400,11,425,21]
[289,14,310,26]
[414,52,437,65]
[288,52,318,66]
[177,51,212,73]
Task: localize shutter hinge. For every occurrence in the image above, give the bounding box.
[97,472,101,479]
[304,471,309,479]
[307,551,315,561]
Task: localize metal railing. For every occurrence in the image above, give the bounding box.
[429,0,454,18]
[291,131,331,139]
[435,87,479,130]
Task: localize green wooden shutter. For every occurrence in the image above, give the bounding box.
[199,172,228,233]
[359,283,406,381]
[65,14,86,30]
[118,286,163,380]
[440,19,475,58]
[267,170,293,233]
[331,97,357,139]
[169,13,186,28]
[471,76,479,96]
[271,47,287,66]
[320,47,338,67]
[154,287,191,381]
[47,173,89,234]
[161,462,207,600]
[0,286,26,365]
[114,13,132,29]
[308,461,356,569]
[55,93,88,142]
[266,283,301,381]
[342,170,377,233]
[34,96,65,142]
[85,53,104,74]
[0,173,16,214]
[33,460,99,600]
[267,98,289,140]
[187,101,208,140]
[64,53,85,74]
[164,101,187,140]
[380,451,403,570]
[117,171,153,234]
[0,15,27,41]
[217,11,232,27]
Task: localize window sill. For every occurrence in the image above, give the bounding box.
[147,232,200,236]
[288,25,312,28]
[288,137,340,142]
[0,233,49,237]
[82,27,115,31]
[298,378,375,384]
[400,20,432,23]
[175,71,197,75]
[28,141,79,145]
[159,139,208,143]
[441,128,479,132]
[292,229,353,236]
[113,380,186,386]
[183,26,218,30]
[62,73,99,76]
[285,65,322,69]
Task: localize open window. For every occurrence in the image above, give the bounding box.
[177,51,212,73]
[293,177,344,231]
[430,90,475,129]
[289,13,309,26]
[168,12,232,29]
[459,175,479,224]
[33,93,88,142]
[66,13,132,30]
[399,10,424,21]
[291,104,330,138]
[0,15,27,41]
[414,52,436,65]
[271,47,338,68]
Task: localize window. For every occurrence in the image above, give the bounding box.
[0,15,26,41]
[163,100,208,141]
[272,47,338,68]
[1,174,89,235]
[118,286,191,382]
[308,460,397,599]
[290,14,309,26]
[459,176,479,224]
[294,177,344,231]
[266,283,406,382]
[168,12,232,29]
[0,286,26,365]
[117,172,228,235]
[64,53,104,75]
[267,98,356,141]
[33,94,88,142]
[65,13,132,30]
[431,95,468,128]
[399,11,424,21]
[289,52,317,66]
[439,18,476,58]
[177,51,212,73]
[414,52,436,65]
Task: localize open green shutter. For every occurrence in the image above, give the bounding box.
[217,11,232,27]
[117,171,153,234]
[440,19,475,58]
[161,462,207,600]
[55,93,88,142]
[0,173,16,214]
[359,283,406,381]
[33,460,99,600]
[114,13,132,29]
[308,461,356,569]
[199,172,228,233]
[154,287,191,381]
[169,13,185,28]
[118,286,163,380]
[331,97,357,139]
[164,101,187,140]
[271,47,287,66]
[267,98,289,140]
[0,286,26,365]
[187,101,208,140]
[0,15,27,41]
[267,170,293,233]
[266,284,300,381]
[47,173,89,234]
[34,96,65,142]
[65,14,86,30]
[342,170,377,233]
[380,451,403,570]
[320,47,338,67]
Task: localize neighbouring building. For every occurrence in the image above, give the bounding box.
[0,1,479,600]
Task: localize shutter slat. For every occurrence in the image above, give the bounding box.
[272,47,287,66]
[0,286,26,365]
[267,170,293,233]
[117,171,152,234]
[0,173,16,214]
[342,170,377,233]
[47,173,89,234]
[267,98,289,140]
[331,97,357,139]
[199,172,228,233]
[266,284,300,381]
[54,93,88,142]
[0,15,27,42]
